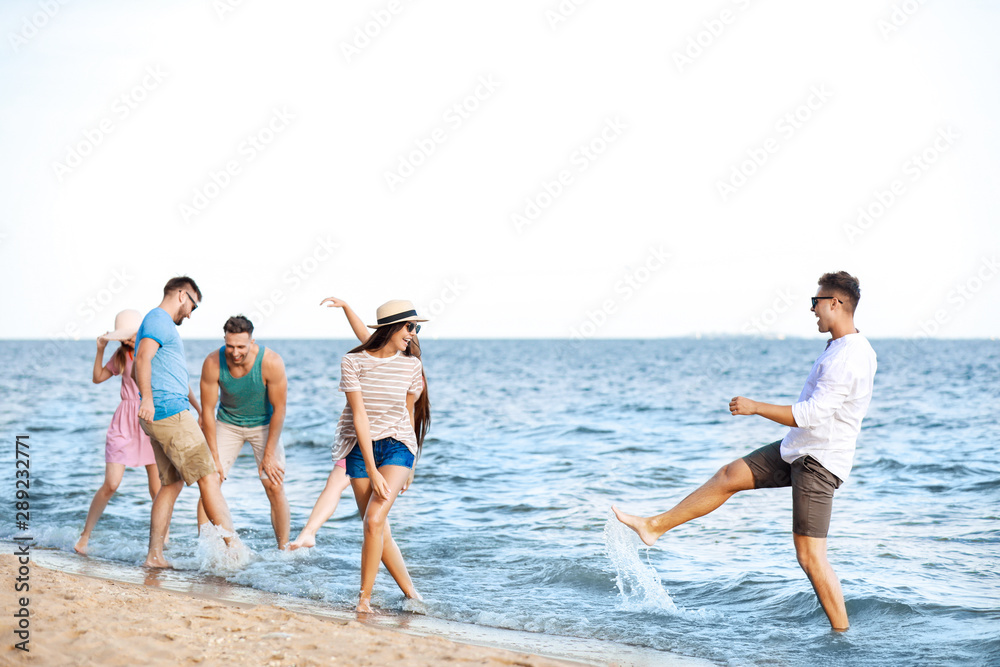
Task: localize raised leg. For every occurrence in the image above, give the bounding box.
[75,463,126,555]
[613,458,755,545]
[144,479,184,567]
[289,467,352,550]
[794,533,849,631]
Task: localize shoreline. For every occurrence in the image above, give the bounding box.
[0,553,585,666]
[1,547,709,666]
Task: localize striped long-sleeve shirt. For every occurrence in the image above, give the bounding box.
[332,350,422,460]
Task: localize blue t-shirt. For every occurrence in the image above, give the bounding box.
[135,307,190,421]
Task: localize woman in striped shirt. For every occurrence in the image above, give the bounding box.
[289,298,429,555]
[330,300,429,612]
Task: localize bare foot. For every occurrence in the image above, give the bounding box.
[143,555,173,569]
[405,590,423,602]
[356,594,373,613]
[288,531,316,551]
[73,536,89,556]
[612,504,660,546]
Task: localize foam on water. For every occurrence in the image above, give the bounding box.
[192,523,253,574]
[602,511,677,613]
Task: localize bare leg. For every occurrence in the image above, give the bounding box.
[290,467,352,550]
[197,473,236,546]
[145,465,167,545]
[262,476,291,549]
[613,458,755,545]
[351,466,413,612]
[75,463,125,555]
[144,480,184,567]
[794,534,849,631]
[380,521,420,600]
[144,464,162,500]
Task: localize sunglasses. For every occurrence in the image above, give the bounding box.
[405,322,421,334]
[811,296,842,308]
[184,290,200,312]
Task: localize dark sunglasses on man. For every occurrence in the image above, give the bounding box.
[811,296,842,308]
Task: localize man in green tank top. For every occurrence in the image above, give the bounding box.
[199,315,291,549]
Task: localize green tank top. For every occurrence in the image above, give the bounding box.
[217,345,273,427]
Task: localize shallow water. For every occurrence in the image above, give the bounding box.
[2,338,998,665]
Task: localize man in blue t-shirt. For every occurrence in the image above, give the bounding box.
[135,276,238,567]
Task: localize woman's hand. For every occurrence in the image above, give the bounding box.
[400,468,415,494]
[369,468,391,499]
[97,333,109,348]
[320,297,348,309]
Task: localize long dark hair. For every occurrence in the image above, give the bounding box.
[111,339,134,375]
[349,322,431,459]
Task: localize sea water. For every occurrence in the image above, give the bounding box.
[2,338,998,665]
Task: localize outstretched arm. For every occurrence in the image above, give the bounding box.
[261,350,288,485]
[729,397,797,427]
[320,296,369,343]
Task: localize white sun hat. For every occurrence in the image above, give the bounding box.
[366,300,429,329]
[105,309,142,340]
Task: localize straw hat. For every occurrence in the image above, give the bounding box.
[105,309,141,341]
[367,300,428,329]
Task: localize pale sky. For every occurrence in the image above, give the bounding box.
[2,1,998,340]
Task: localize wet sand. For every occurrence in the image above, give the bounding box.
[0,555,582,666]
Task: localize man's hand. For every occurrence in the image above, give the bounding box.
[138,398,155,422]
[259,451,285,485]
[400,468,415,494]
[369,469,390,499]
[729,396,758,416]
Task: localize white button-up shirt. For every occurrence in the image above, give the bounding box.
[781,332,877,483]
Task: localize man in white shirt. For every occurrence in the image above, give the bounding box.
[613,271,876,631]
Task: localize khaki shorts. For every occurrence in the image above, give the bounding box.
[215,421,285,481]
[743,440,843,538]
[140,411,218,487]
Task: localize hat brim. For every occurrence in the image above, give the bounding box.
[367,316,429,329]
[105,326,139,341]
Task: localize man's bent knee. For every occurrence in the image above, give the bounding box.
[718,459,754,492]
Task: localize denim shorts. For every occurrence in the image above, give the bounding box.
[345,437,415,479]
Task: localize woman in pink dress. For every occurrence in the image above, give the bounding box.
[75,310,162,556]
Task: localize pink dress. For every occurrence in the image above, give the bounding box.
[104,352,156,467]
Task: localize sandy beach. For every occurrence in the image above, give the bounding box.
[0,555,581,666]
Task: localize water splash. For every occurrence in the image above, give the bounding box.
[195,523,253,574]
[603,511,677,613]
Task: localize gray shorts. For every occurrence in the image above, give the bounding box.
[742,441,843,538]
